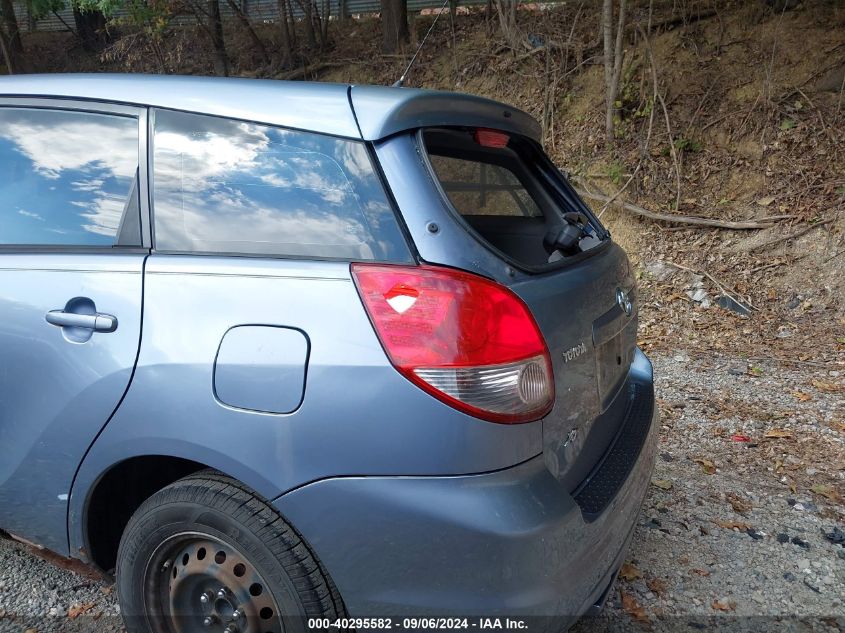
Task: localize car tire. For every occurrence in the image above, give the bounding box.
[116,470,345,633]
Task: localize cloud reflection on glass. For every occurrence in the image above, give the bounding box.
[152,110,409,262]
[0,108,138,246]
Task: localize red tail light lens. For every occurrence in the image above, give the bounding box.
[352,263,554,423]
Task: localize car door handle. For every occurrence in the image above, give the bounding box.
[46,310,118,333]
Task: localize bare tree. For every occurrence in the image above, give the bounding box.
[291,0,317,49]
[207,0,228,76]
[494,0,522,50]
[276,0,293,66]
[380,0,408,53]
[0,0,24,70]
[318,0,330,48]
[185,0,229,75]
[224,0,270,65]
[602,0,627,143]
[0,26,15,73]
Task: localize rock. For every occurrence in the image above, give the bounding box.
[783,572,796,582]
[689,288,708,303]
[822,526,845,546]
[716,295,751,316]
[644,260,677,281]
[746,528,764,540]
[777,533,790,544]
[790,537,810,550]
[797,558,811,571]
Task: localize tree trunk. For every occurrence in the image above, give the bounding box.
[298,0,316,49]
[494,0,521,50]
[380,0,408,53]
[339,0,348,23]
[72,6,109,52]
[286,0,297,49]
[603,0,627,144]
[319,0,330,48]
[0,26,16,74]
[277,0,292,67]
[0,0,24,64]
[602,0,613,143]
[208,0,228,76]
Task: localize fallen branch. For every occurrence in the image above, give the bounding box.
[574,187,785,230]
[748,218,834,253]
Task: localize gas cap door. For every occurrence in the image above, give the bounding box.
[214,325,309,414]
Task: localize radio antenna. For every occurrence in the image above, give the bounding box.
[392,0,451,88]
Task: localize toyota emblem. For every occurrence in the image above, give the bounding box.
[617,288,633,316]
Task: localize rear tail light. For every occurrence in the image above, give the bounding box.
[351,263,554,423]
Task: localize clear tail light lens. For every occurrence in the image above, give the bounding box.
[351,263,554,423]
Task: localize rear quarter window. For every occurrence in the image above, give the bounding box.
[151,109,411,262]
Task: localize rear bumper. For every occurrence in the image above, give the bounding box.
[274,358,657,622]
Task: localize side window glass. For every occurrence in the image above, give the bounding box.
[0,107,140,246]
[151,109,410,262]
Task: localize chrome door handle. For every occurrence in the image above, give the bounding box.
[46,310,118,333]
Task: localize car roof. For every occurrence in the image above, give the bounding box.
[0,74,541,142]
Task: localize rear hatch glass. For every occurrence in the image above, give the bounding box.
[422,127,605,271]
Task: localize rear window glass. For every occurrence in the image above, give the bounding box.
[424,127,600,269]
[152,109,410,262]
[425,155,543,218]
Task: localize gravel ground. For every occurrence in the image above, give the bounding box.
[1,353,843,633]
[575,353,845,633]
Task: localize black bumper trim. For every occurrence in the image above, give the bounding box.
[573,380,655,521]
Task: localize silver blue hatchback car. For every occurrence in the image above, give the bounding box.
[0,74,657,633]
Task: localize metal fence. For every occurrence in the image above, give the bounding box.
[14,0,495,33]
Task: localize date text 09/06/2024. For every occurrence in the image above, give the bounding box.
[308,618,530,630]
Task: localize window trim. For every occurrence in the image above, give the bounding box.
[147,107,414,264]
[0,97,151,252]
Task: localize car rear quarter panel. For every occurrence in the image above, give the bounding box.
[70,256,541,559]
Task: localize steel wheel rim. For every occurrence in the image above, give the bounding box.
[144,531,284,633]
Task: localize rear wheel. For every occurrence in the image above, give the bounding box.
[116,471,345,633]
